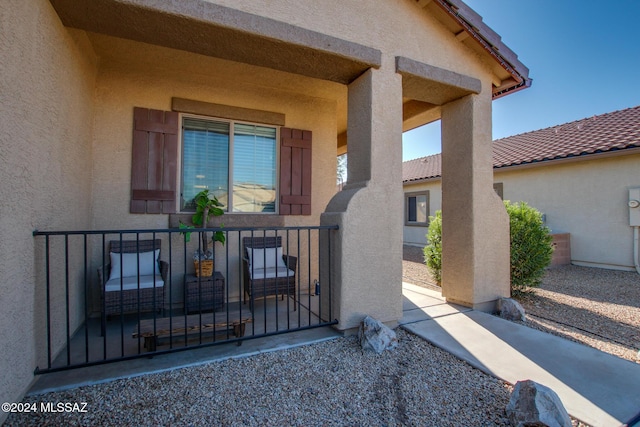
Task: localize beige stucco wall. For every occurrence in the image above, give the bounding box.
[0,0,97,420]
[208,0,496,85]
[403,153,640,270]
[89,34,341,305]
[64,0,505,325]
[439,95,510,311]
[83,0,505,313]
[498,155,640,270]
[322,63,405,329]
[1,0,515,411]
[204,0,511,315]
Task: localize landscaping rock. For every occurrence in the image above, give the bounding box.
[358,316,398,354]
[506,380,572,427]
[499,297,526,321]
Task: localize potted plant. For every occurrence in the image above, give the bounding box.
[180,189,225,277]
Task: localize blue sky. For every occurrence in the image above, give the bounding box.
[402,0,640,161]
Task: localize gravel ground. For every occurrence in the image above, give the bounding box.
[515,266,640,364]
[7,246,630,426]
[402,245,640,364]
[7,330,514,427]
[402,245,441,291]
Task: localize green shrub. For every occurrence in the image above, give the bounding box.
[504,200,553,294]
[423,210,442,285]
[422,201,553,294]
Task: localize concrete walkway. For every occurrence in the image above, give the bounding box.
[401,282,640,427]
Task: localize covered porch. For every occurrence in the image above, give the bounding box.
[41,0,525,327]
[25,0,525,373]
[1,0,532,415]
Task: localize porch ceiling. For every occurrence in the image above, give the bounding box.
[395,56,481,132]
[48,0,381,85]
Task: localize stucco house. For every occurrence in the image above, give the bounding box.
[1,0,530,416]
[403,105,640,271]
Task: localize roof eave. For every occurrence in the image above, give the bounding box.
[492,78,532,100]
[403,176,442,185]
[432,0,532,99]
[494,146,640,172]
[402,146,640,185]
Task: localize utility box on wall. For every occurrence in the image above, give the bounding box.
[629,187,640,226]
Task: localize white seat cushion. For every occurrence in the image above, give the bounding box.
[105,275,164,292]
[248,267,294,280]
[109,250,160,281]
[247,247,288,270]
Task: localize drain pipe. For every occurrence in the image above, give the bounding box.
[635,226,640,275]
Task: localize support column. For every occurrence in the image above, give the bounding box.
[440,94,510,311]
[321,61,403,330]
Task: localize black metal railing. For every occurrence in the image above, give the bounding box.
[32,225,338,373]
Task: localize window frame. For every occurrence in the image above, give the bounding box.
[404,190,430,227]
[178,113,280,215]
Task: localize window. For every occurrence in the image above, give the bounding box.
[130,105,311,216]
[181,116,277,213]
[493,182,504,200]
[405,191,429,226]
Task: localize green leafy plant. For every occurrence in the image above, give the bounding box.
[180,189,225,260]
[423,210,442,285]
[422,201,553,295]
[504,200,553,295]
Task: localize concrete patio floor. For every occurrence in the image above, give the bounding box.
[34,291,330,386]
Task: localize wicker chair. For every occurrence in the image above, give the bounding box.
[242,236,297,310]
[98,239,167,334]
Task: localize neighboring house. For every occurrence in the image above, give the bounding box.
[1,0,530,416]
[403,105,640,271]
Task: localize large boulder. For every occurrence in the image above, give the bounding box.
[506,380,572,427]
[499,297,526,322]
[358,316,398,354]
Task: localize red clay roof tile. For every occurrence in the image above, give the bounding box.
[403,105,640,182]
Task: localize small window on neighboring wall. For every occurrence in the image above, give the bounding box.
[493,182,504,200]
[405,191,429,226]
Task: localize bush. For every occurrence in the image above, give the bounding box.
[422,201,553,294]
[423,210,442,285]
[505,200,553,294]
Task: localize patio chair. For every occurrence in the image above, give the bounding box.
[98,239,167,334]
[242,236,297,310]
